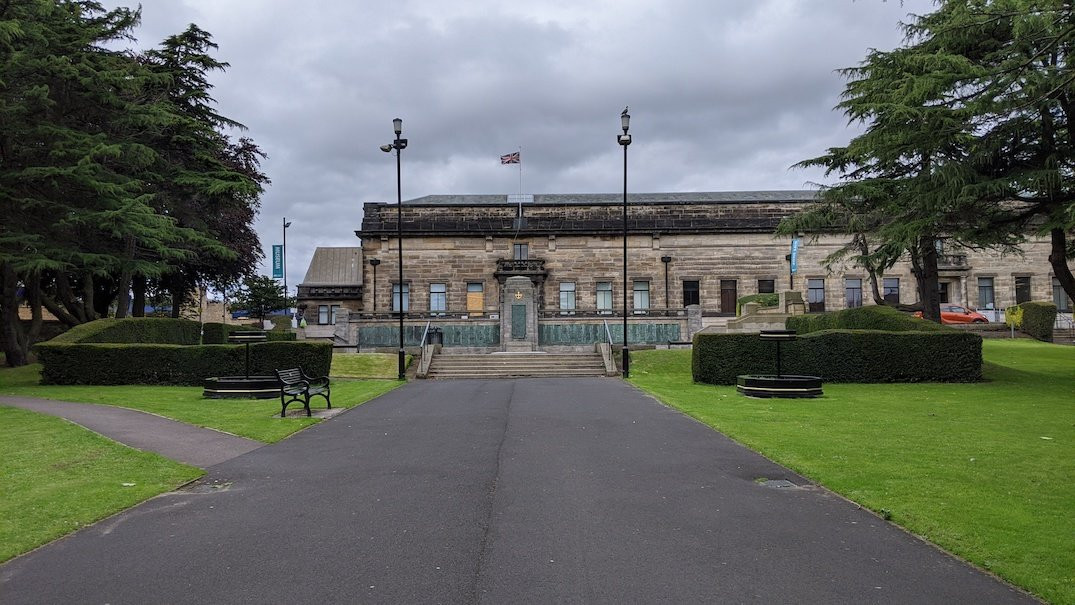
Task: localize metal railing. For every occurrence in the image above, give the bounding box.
[419,320,432,346]
[1055,312,1074,340]
[603,319,614,347]
[539,307,687,319]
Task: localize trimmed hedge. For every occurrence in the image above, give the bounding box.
[736,293,779,316]
[692,329,982,385]
[1005,301,1057,342]
[49,318,202,345]
[786,304,950,334]
[201,322,296,344]
[35,341,331,386]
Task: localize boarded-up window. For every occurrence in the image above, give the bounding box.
[467,282,484,316]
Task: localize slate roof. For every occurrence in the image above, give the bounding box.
[300,247,362,286]
[374,191,819,206]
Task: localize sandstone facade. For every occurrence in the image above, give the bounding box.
[356,193,1065,321]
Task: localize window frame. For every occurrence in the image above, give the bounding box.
[429,282,447,314]
[883,277,900,304]
[391,283,410,312]
[844,278,863,309]
[807,278,826,312]
[596,281,613,314]
[977,277,995,310]
[559,281,576,314]
[632,280,650,313]
[682,280,700,307]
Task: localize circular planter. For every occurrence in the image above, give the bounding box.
[736,374,823,399]
[203,376,280,399]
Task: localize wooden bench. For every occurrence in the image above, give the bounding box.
[274,368,331,417]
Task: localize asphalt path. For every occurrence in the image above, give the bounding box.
[0,379,1034,604]
[0,396,262,468]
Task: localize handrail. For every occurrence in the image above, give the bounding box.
[419,320,432,347]
[603,319,614,347]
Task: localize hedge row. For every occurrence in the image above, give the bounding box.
[201,322,296,344]
[1004,301,1057,342]
[786,304,949,334]
[49,318,202,345]
[35,341,331,386]
[692,329,982,385]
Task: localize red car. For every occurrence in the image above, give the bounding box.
[914,305,989,324]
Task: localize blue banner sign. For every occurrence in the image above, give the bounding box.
[272,245,283,278]
[790,238,800,274]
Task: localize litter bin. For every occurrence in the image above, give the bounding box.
[428,328,444,345]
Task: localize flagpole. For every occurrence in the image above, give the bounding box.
[518,146,523,195]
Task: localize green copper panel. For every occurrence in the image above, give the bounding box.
[511,304,527,339]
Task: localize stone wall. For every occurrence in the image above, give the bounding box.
[359,231,1057,316]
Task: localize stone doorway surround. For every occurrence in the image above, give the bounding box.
[501,275,537,351]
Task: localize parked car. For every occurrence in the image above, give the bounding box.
[914,305,989,324]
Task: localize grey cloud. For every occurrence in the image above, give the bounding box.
[101,0,935,288]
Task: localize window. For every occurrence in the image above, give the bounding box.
[513,243,528,260]
[392,283,409,312]
[845,278,863,309]
[978,277,995,310]
[1015,276,1031,304]
[683,280,700,306]
[883,278,899,304]
[1053,277,1071,312]
[757,279,775,294]
[937,282,950,304]
[807,278,825,312]
[559,282,576,313]
[330,305,341,325]
[429,283,446,314]
[317,305,329,325]
[466,282,484,316]
[596,281,612,314]
[633,280,650,312]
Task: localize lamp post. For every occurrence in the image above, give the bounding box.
[618,108,632,378]
[661,255,672,313]
[283,217,292,321]
[381,118,408,381]
[369,258,380,311]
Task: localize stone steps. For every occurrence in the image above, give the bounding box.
[427,353,608,379]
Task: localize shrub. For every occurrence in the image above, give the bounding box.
[1006,302,1057,342]
[692,329,982,385]
[35,341,331,386]
[49,318,201,345]
[786,304,949,334]
[736,293,779,316]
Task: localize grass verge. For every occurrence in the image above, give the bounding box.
[0,364,402,443]
[0,406,203,563]
[331,353,412,378]
[629,339,1074,604]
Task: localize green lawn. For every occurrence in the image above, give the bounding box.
[0,406,203,563]
[0,364,402,443]
[331,352,412,378]
[629,339,1075,604]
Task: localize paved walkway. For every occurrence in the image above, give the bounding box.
[0,380,1033,604]
[0,396,262,468]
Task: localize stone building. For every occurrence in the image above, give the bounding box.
[295,247,363,339]
[343,191,1066,351]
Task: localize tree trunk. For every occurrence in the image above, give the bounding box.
[1049,227,1075,304]
[55,272,87,324]
[24,272,43,353]
[170,286,183,319]
[82,274,98,321]
[912,237,942,322]
[132,274,146,317]
[0,263,28,367]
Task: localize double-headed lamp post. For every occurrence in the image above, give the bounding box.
[380,118,408,381]
[618,108,632,378]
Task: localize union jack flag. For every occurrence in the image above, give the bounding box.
[500,152,520,164]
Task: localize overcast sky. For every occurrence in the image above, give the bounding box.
[103,0,936,291]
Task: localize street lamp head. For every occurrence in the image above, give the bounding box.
[393,117,403,136]
[380,144,393,153]
[661,256,672,264]
[369,258,380,266]
[621,109,630,134]
[396,138,408,150]
[284,221,292,229]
